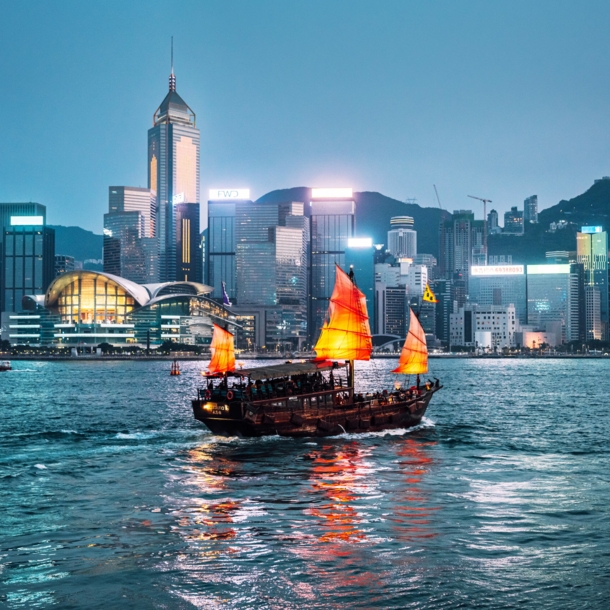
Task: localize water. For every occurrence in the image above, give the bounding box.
[1,359,610,609]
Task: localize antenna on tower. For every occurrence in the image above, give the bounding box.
[169,36,176,91]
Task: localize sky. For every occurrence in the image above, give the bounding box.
[1,0,610,232]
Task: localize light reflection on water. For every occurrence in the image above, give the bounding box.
[1,358,610,608]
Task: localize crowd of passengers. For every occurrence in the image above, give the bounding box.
[203,371,440,403]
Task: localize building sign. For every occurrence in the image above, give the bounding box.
[172,192,185,204]
[471,265,524,276]
[208,189,250,200]
[581,226,603,234]
[527,264,570,275]
[347,237,373,248]
[10,216,44,226]
[311,188,353,199]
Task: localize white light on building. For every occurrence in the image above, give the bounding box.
[471,265,524,276]
[10,216,44,226]
[311,188,353,199]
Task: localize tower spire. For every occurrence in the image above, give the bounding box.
[169,36,176,91]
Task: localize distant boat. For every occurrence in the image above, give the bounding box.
[0,361,12,372]
[170,360,180,376]
[191,265,441,437]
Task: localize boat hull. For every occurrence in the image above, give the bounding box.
[192,387,439,438]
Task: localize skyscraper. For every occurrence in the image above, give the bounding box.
[524,195,538,224]
[387,216,416,259]
[175,202,201,282]
[504,207,524,234]
[309,188,355,341]
[148,60,200,282]
[576,226,608,340]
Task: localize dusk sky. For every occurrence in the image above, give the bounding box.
[2,0,610,232]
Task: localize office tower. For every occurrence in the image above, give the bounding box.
[345,238,375,331]
[576,226,608,340]
[401,262,428,297]
[524,195,538,224]
[235,201,309,349]
[450,304,518,349]
[487,209,499,234]
[526,264,581,342]
[439,210,484,289]
[431,278,452,345]
[55,255,75,277]
[387,216,416,259]
[175,202,201,282]
[148,64,200,282]
[1,216,54,314]
[413,253,438,279]
[207,190,251,302]
[469,264,527,323]
[504,207,524,234]
[103,212,148,282]
[309,188,355,341]
[375,285,406,336]
[109,187,156,238]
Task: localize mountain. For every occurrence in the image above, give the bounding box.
[489,179,610,264]
[48,225,103,262]
[257,188,450,258]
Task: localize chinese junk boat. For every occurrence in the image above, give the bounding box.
[192,265,441,437]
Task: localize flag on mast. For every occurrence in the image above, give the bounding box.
[422,283,438,303]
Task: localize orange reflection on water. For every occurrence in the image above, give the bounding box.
[391,437,440,540]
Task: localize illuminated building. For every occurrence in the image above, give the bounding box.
[109,187,156,238]
[469,265,527,324]
[526,264,581,342]
[504,206,524,235]
[576,227,608,340]
[524,195,538,224]
[309,188,355,340]
[3,270,233,347]
[175,202,201,282]
[148,63,200,282]
[55,255,75,276]
[1,213,55,315]
[387,216,416,259]
[207,189,252,302]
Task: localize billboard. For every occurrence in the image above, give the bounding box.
[471,265,524,276]
[10,216,44,226]
[581,226,603,234]
[527,264,570,275]
[347,237,373,248]
[311,187,353,199]
[208,189,250,200]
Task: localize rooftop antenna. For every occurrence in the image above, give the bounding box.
[169,36,176,91]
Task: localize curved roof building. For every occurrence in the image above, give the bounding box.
[8,271,233,347]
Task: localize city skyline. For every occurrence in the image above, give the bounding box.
[3,1,610,232]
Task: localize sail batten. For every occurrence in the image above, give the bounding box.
[392,308,428,375]
[208,324,235,374]
[314,265,373,361]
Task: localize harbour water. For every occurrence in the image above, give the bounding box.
[1,359,609,609]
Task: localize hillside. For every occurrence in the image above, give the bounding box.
[257,188,449,258]
[48,225,103,262]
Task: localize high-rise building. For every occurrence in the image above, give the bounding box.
[109,187,156,238]
[55,255,75,277]
[524,195,538,224]
[504,207,524,235]
[487,209,500,234]
[387,216,416,259]
[148,65,200,281]
[345,237,375,330]
[526,264,581,342]
[431,278,452,345]
[450,304,518,349]
[175,202,201,282]
[309,188,355,341]
[1,215,55,314]
[576,226,608,340]
[206,189,251,302]
[469,264,527,324]
[439,210,484,290]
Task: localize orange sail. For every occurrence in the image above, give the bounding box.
[208,324,235,374]
[314,265,373,361]
[392,308,428,375]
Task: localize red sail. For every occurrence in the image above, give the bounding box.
[208,324,235,374]
[314,265,373,361]
[392,308,428,375]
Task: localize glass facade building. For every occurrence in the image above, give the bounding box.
[207,200,240,302]
[148,71,200,282]
[469,266,527,324]
[108,186,156,238]
[345,240,375,331]
[526,264,581,342]
[309,198,355,341]
[576,229,608,341]
[175,202,202,282]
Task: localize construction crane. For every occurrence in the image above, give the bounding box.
[468,195,492,265]
[433,185,443,209]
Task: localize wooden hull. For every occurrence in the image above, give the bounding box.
[192,387,440,438]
